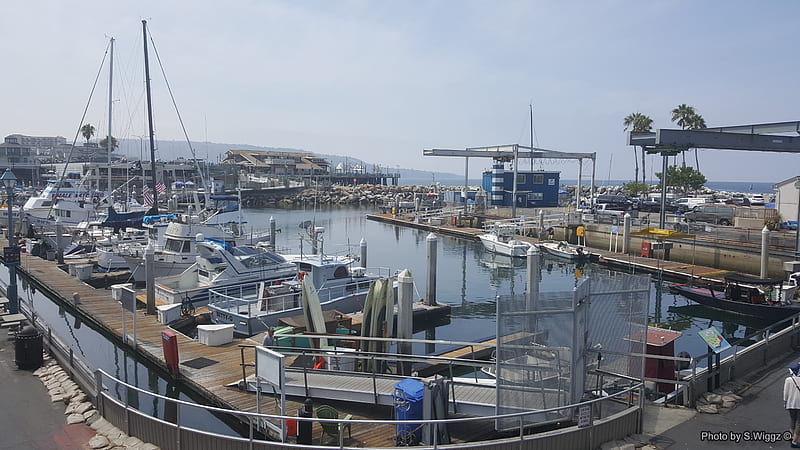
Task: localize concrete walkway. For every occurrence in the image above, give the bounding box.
[646,351,800,449]
[0,330,94,449]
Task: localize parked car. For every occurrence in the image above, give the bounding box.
[683,205,736,226]
[781,221,798,230]
[725,197,751,207]
[749,194,765,206]
[638,198,679,213]
[595,194,635,211]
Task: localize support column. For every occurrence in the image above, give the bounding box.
[145,244,155,315]
[359,238,367,269]
[761,226,770,278]
[623,213,632,254]
[659,154,668,229]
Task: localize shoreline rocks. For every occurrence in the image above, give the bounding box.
[32,353,160,449]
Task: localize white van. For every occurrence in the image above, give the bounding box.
[675,197,709,211]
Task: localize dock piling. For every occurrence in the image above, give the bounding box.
[360,237,367,268]
[425,233,437,306]
[269,216,276,249]
[622,213,631,254]
[145,244,155,315]
[398,269,413,375]
[761,226,769,278]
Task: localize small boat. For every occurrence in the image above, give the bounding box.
[668,273,800,322]
[538,241,595,262]
[478,225,532,258]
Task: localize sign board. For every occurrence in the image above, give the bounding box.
[699,326,731,354]
[577,404,593,428]
[119,286,137,312]
[611,226,619,233]
[3,246,20,266]
[255,346,285,388]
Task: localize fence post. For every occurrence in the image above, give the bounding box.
[124,378,130,435]
[175,399,181,449]
[94,370,103,412]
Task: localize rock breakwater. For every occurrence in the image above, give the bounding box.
[242,184,442,208]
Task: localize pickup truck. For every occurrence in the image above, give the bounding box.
[591,203,639,224]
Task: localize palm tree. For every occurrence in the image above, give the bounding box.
[80,124,95,143]
[623,112,654,184]
[686,113,707,171]
[671,104,696,167]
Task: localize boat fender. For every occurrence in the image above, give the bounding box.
[313,356,326,370]
[298,271,307,281]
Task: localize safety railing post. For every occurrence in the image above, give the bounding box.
[175,399,181,449]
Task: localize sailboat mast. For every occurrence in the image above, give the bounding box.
[142,20,159,214]
[529,103,534,171]
[107,37,114,195]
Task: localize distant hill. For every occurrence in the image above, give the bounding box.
[117,138,462,183]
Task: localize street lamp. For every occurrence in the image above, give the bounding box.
[0,168,19,315]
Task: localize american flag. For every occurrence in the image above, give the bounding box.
[142,182,166,206]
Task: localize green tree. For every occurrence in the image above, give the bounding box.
[99,136,119,151]
[671,104,696,167]
[80,123,95,143]
[623,112,654,184]
[622,181,650,197]
[655,165,707,194]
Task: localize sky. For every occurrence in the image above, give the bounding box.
[3,0,800,183]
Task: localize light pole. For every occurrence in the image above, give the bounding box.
[1,168,19,315]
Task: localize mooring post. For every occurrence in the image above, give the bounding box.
[397,269,414,375]
[360,237,367,268]
[526,245,540,307]
[55,218,64,264]
[425,233,437,306]
[622,213,632,254]
[761,225,769,278]
[538,209,545,239]
[145,244,155,315]
[269,216,276,249]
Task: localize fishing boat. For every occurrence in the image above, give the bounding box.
[668,273,800,322]
[538,241,594,262]
[23,179,108,227]
[478,225,532,258]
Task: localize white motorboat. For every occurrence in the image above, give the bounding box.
[154,239,300,306]
[121,219,271,282]
[538,241,590,261]
[478,226,532,258]
[24,179,108,228]
[207,254,384,336]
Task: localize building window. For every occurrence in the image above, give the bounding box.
[548,178,555,186]
[516,174,526,185]
[533,174,544,184]
[528,193,543,201]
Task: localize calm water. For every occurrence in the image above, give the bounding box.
[244,206,764,360]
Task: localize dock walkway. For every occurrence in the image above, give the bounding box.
[18,254,497,446]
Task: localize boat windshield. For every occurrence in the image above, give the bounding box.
[231,246,287,268]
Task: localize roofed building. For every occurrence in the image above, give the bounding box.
[221,150,330,176]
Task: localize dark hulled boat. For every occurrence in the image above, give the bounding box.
[669,273,800,323]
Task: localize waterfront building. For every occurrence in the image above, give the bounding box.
[81,160,202,192]
[773,176,800,224]
[221,150,330,177]
[0,135,42,184]
[481,164,560,208]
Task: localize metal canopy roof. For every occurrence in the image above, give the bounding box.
[628,120,800,154]
[424,145,595,160]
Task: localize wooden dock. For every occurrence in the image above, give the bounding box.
[17,254,501,446]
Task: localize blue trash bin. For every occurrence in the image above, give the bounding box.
[393,378,424,445]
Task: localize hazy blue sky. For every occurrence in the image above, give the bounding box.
[3,1,799,182]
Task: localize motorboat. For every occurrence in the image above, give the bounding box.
[154,239,300,307]
[207,254,384,336]
[478,225,532,258]
[669,273,800,322]
[539,241,595,262]
[23,179,108,228]
[121,218,270,282]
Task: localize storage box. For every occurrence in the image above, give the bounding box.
[197,324,234,346]
[157,303,182,324]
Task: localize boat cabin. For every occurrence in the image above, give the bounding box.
[722,274,781,304]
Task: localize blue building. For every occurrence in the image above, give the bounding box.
[481,164,560,208]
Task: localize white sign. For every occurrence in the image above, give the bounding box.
[255,346,285,388]
[577,404,592,428]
